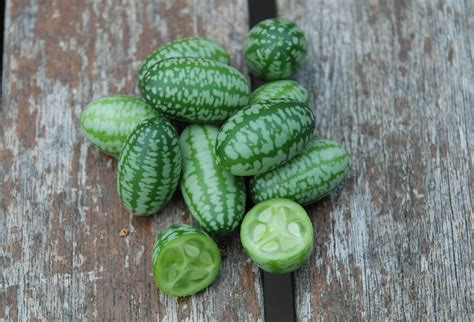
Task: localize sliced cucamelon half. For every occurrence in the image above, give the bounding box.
[152,224,221,297]
[240,198,313,273]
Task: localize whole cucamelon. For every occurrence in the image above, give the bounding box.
[215,99,315,176]
[250,139,349,205]
[141,57,250,123]
[152,224,221,297]
[80,95,159,157]
[251,80,309,105]
[180,124,246,235]
[244,18,307,80]
[138,37,230,92]
[117,117,181,215]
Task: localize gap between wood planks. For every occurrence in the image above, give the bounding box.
[247,1,296,321]
[0,1,294,318]
[1,0,5,86]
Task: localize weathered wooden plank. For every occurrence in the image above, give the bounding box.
[276,0,472,320]
[0,0,264,321]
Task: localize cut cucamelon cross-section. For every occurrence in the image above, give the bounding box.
[117,117,181,215]
[152,224,221,297]
[180,124,246,235]
[250,139,349,205]
[215,99,315,176]
[240,198,313,273]
[80,95,159,157]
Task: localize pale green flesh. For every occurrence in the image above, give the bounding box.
[154,233,221,297]
[240,198,313,273]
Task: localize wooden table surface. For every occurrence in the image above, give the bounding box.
[1,0,471,321]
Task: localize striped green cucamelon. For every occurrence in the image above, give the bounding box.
[244,18,307,80]
[180,124,246,235]
[250,139,349,205]
[251,80,309,105]
[138,37,230,92]
[141,57,250,123]
[80,95,159,157]
[152,224,221,297]
[215,99,315,176]
[117,117,181,215]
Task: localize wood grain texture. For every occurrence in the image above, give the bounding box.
[276,0,473,320]
[0,0,264,321]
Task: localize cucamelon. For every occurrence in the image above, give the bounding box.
[215,99,315,176]
[117,117,181,215]
[244,18,307,80]
[138,37,230,92]
[80,95,159,157]
[152,224,221,297]
[250,139,349,205]
[141,57,250,123]
[180,124,246,235]
[251,80,309,105]
[240,198,314,273]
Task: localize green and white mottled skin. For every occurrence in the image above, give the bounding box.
[240,198,313,273]
[251,80,309,105]
[138,37,230,92]
[244,18,307,80]
[180,125,246,235]
[117,117,181,215]
[80,95,159,157]
[141,57,250,123]
[250,139,349,205]
[152,224,221,297]
[215,99,315,176]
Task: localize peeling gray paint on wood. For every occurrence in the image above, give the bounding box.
[276,0,472,320]
[2,0,472,320]
[0,0,264,321]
